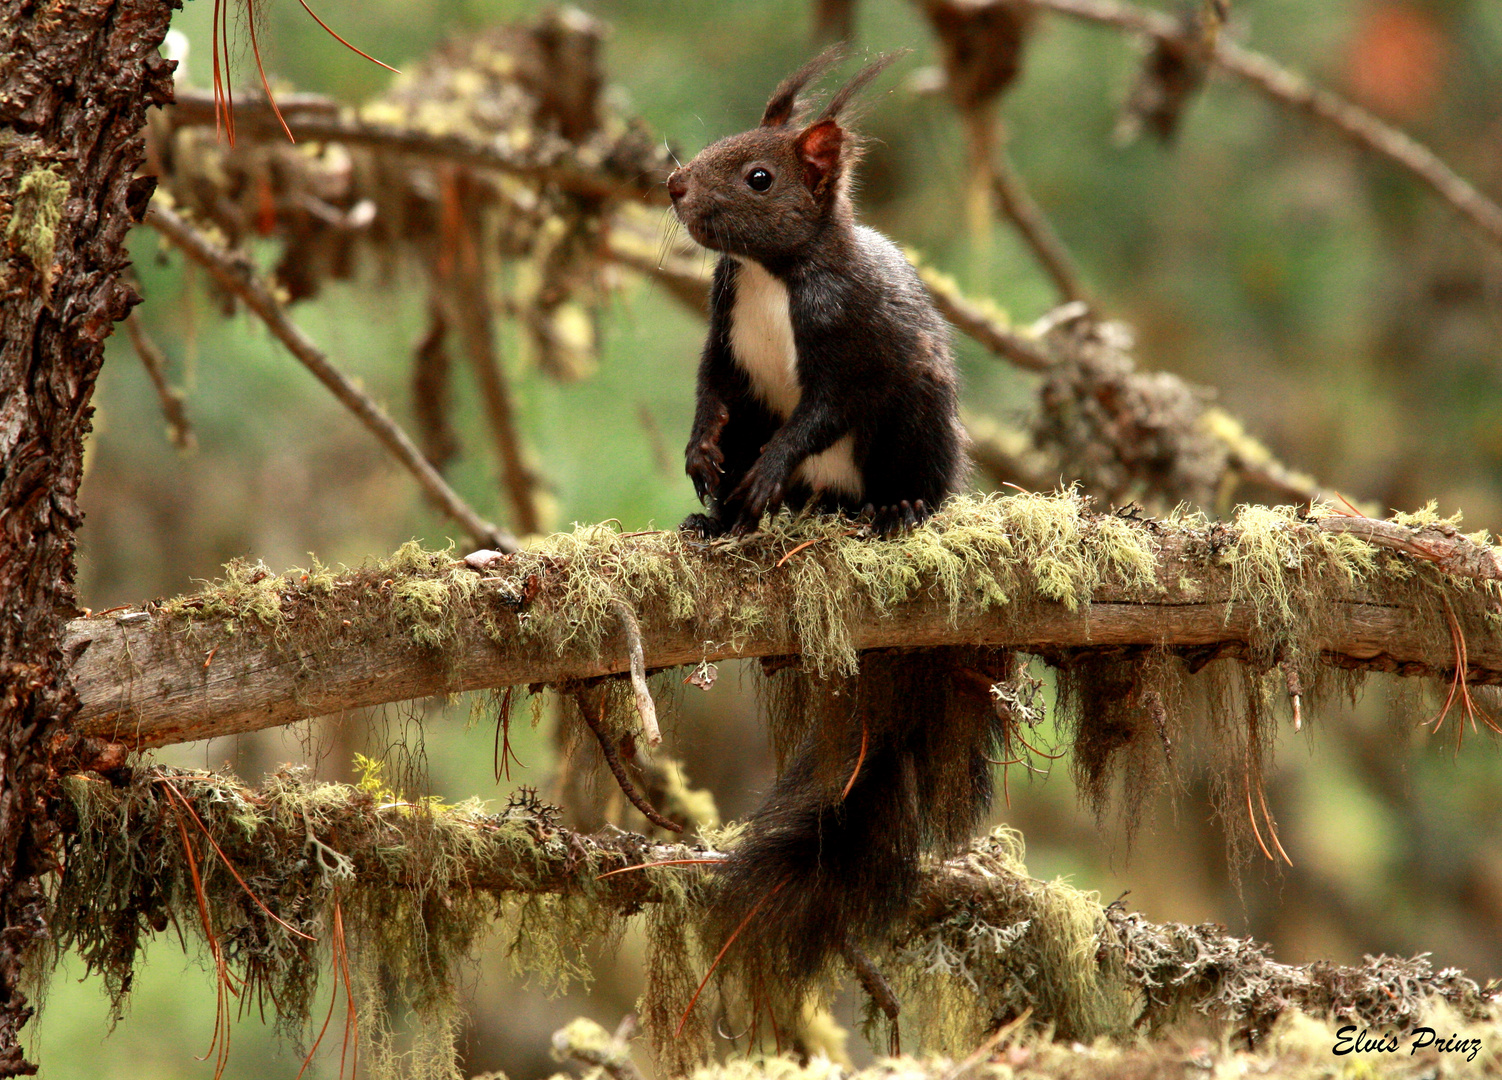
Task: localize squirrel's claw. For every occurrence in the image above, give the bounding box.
[685,439,726,505]
[681,511,731,539]
[870,498,931,537]
[726,463,785,533]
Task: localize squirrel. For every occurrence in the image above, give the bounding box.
[665,51,1004,1043]
[667,47,967,539]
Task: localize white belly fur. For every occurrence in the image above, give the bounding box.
[728,258,863,499]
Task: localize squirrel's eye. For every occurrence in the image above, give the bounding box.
[746,167,774,192]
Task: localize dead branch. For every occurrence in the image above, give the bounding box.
[571,685,680,833]
[123,313,195,451]
[62,500,1502,751]
[1020,0,1502,251]
[610,598,662,747]
[438,237,544,535]
[54,765,1498,1042]
[146,203,517,554]
[991,149,1089,306]
[165,91,671,207]
[1319,515,1502,584]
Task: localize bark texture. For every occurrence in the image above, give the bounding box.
[0,0,177,1070]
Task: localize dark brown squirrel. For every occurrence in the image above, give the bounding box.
[667,47,967,539]
[665,52,1005,1038]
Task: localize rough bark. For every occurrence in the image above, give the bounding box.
[0,0,177,1070]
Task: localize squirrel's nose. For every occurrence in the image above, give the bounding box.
[666,170,688,202]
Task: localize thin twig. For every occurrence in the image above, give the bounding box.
[572,685,681,832]
[610,598,662,747]
[438,214,544,535]
[938,1008,1034,1080]
[913,262,1053,371]
[123,312,195,451]
[841,938,901,1056]
[1021,0,1502,251]
[146,202,517,554]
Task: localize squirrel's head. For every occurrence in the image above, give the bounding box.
[667,48,901,264]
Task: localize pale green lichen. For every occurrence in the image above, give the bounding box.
[888,827,1137,1054]
[6,166,69,276]
[46,765,635,1080]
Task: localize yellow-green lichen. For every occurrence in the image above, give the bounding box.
[6,166,69,276]
[889,827,1137,1054]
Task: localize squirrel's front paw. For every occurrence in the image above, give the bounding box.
[726,464,786,534]
[685,438,725,504]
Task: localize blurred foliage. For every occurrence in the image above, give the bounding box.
[38,0,1502,1077]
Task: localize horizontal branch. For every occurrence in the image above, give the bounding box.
[167,91,671,206]
[64,496,1502,750]
[53,764,1498,1048]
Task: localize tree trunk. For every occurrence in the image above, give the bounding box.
[0,0,177,1071]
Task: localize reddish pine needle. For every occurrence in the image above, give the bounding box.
[212,0,399,150]
[493,687,526,782]
[212,0,237,146]
[676,880,787,1038]
[1013,729,1067,760]
[841,719,870,800]
[595,858,726,881]
[1256,774,1293,866]
[176,810,234,1079]
[244,3,295,143]
[296,0,401,72]
[775,537,826,568]
[160,779,317,941]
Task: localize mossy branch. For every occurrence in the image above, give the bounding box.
[64,494,1502,752]
[50,764,1497,1069]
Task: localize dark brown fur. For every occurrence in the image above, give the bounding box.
[668,53,995,1036]
[668,49,967,538]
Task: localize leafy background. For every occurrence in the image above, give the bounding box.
[34,1,1502,1076]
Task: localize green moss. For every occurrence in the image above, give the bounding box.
[5,166,69,276]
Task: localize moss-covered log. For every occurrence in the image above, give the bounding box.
[49,763,1497,1080]
[65,494,1502,751]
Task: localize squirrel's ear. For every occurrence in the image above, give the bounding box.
[795,120,844,192]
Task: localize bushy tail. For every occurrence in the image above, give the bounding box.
[705,647,1011,1011]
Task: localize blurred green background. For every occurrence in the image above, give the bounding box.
[34,0,1502,1076]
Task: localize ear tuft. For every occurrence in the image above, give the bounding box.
[817,49,909,124]
[796,120,844,192]
[762,45,845,127]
